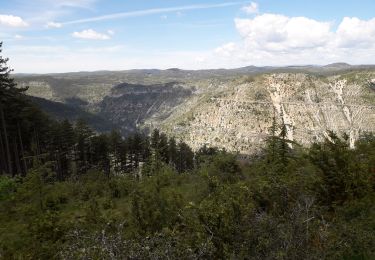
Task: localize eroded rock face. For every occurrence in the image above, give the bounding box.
[17,69,375,155]
[162,73,375,154]
[99,82,193,134]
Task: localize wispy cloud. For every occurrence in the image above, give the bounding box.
[38,0,97,10]
[8,0,97,28]
[242,2,258,14]
[62,2,246,25]
[46,21,62,28]
[72,29,111,40]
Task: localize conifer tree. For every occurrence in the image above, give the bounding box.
[159,132,169,163]
[168,137,178,167]
[75,119,94,173]
[0,42,27,175]
[109,130,123,172]
[176,141,194,173]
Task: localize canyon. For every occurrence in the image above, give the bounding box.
[15,64,375,155]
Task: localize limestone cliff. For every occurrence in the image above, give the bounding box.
[162,72,375,154]
[15,66,375,155]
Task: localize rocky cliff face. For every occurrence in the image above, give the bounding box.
[15,66,375,155]
[162,72,375,155]
[99,82,193,133]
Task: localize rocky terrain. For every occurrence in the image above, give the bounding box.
[100,82,193,133]
[15,64,375,155]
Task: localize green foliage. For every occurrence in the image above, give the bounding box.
[0,176,16,200]
[131,169,184,234]
[0,132,374,259]
[309,132,373,207]
[200,151,242,184]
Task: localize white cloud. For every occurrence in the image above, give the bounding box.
[79,45,124,53]
[0,14,28,27]
[195,56,206,63]
[235,14,332,51]
[214,14,375,66]
[242,2,258,14]
[335,17,375,48]
[14,34,24,39]
[72,29,111,40]
[107,30,114,35]
[46,21,62,28]
[215,42,237,56]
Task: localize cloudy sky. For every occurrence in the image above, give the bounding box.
[1,0,375,73]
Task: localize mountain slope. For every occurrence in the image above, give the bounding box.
[161,72,375,155]
[29,96,115,132]
[16,65,375,154]
[98,82,193,133]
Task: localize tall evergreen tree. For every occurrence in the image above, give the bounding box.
[0,42,28,175]
[176,141,194,173]
[159,132,169,163]
[75,119,94,173]
[109,130,123,172]
[168,137,178,168]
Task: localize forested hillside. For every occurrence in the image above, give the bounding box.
[29,96,115,132]
[1,43,375,259]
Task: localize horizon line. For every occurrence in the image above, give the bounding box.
[12,63,375,75]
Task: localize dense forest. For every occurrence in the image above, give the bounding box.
[1,42,375,259]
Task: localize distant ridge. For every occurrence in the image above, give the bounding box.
[13,63,375,77]
[323,63,352,68]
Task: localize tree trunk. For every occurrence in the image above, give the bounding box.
[13,140,21,177]
[35,128,41,157]
[0,128,6,174]
[56,152,62,181]
[0,106,12,175]
[17,122,27,175]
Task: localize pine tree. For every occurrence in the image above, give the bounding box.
[159,132,169,163]
[0,42,28,175]
[109,130,123,172]
[176,141,194,173]
[278,116,290,167]
[168,137,178,168]
[149,129,162,170]
[49,120,75,180]
[119,138,128,172]
[75,119,94,173]
[60,120,75,151]
[265,114,279,163]
[150,129,160,151]
[91,134,110,177]
[264,113,291,168]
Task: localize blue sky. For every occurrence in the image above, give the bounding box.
[1,0,375,73]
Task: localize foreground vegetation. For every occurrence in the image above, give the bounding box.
[0,131,374,259]
[1,42,375,259]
